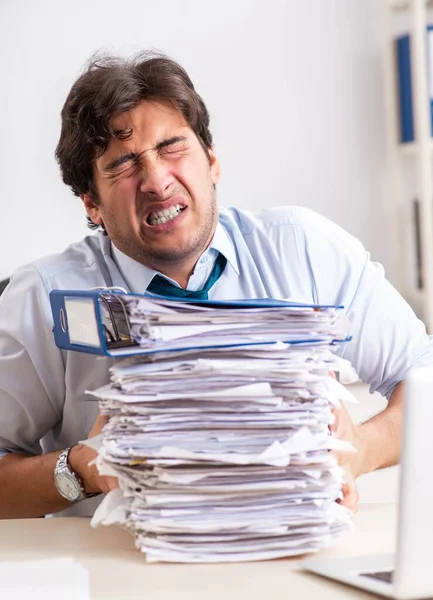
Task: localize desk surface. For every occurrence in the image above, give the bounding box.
[0,503,397,599]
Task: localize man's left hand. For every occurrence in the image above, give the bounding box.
[330,400,365,512]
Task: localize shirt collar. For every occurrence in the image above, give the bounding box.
[210,220,240,275]
[110,220,239,293]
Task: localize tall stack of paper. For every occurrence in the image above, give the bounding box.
[87,295,355,563]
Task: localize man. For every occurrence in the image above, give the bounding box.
[0,51,429,519]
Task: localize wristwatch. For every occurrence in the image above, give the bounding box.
[54,447,99,503]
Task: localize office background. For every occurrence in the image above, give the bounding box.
[0,0,391,281]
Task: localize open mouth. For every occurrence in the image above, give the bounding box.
[147,203,186,226]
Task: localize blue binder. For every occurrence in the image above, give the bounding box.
[49,289,347,358]
[397,26,433,143]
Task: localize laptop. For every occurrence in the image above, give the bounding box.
[301,365,433,600]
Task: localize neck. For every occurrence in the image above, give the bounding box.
[155,257,198,289]
[149,222,218,289]
[112,222,218,290]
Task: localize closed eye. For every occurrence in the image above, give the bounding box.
[104,152,137,173]
[159,141,188,155]
[106,161,138,181]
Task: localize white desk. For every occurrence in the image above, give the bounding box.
[0,503,397,599]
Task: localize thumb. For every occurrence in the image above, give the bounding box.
[339,478,359,513]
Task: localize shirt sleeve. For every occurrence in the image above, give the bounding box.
[295,208,433,397]
[0,264,65,455]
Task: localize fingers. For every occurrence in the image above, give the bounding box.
[329,450,359,512]
[327,391,360,512]
[68,414,118,496]
[330,400,351,436]
[329,408,338,433]
[330,405,344,435]
[89,415,117,493]
[337,466,359,513]
[339,478,359,512]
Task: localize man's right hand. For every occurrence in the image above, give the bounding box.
[68,414,119,495]
[0,413,118,519]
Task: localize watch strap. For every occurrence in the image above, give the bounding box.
[55,447,100,502]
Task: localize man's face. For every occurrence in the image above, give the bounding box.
[83,101,220,271]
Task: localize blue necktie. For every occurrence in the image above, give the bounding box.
[146,253,227,300]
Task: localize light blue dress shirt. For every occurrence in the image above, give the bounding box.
[0,205,431,516]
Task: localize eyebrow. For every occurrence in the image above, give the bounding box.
[102,136,188,172]
[103,152,137,172]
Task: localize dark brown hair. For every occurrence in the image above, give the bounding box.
[55,50,213,210]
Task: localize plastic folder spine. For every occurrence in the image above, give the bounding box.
[397,26,433,144]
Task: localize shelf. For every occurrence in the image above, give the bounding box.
[389,0,433,10]
[399,141,418,155]
[389,0,411,9]
[399,140,433,155]
[384,0,433,331]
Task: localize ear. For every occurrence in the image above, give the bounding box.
[80,193,103,226]
[207,146,221,185]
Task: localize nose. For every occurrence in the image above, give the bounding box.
[138,160,175,198]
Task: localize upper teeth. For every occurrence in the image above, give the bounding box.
[148,204,183,225]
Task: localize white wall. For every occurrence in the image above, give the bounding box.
[0,0,393,282]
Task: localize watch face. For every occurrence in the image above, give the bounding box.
[55,472,81,502]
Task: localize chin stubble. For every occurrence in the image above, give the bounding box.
[144,201,217,264]
[131,188,218,265]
